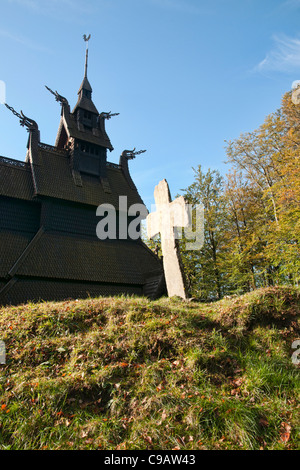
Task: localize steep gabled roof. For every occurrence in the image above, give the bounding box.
[0,230,160,285]
[72,76,99,114]
[56,107,113,150]
[72,94,99,115]
[0,157,34,201]
[78,76,92,93]
[0,231,34,278]
[28,144,144,207]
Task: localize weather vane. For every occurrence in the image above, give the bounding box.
[83,34,91,44]
[83,34,91,78]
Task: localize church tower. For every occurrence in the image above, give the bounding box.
[0,36,165,305]
[53,35,114,193]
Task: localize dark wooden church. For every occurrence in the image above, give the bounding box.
[0,37,165,305]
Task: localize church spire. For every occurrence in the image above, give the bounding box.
[74,34,98,115]
[83,34,91,79]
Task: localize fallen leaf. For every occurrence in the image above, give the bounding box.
[259,418,269,428]
[233,378,243,387]
[280,422,291,443]
[85,438,94,445]
[116,442,127,450]
[280,433,290,443]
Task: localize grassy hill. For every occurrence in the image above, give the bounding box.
[0,286,299,450]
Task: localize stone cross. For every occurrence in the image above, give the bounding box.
[146,179,189,299]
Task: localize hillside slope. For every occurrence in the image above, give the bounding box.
[0,286,299,450]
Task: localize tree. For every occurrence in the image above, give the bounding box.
[144,89,299,298]
[225,91,300,287]
[180,166,229,300]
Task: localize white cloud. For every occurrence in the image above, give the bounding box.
[255,34,300,73]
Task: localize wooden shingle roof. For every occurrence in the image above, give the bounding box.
[0,230,160,285]
[28,145,144,207]
[59,108,114,150]
[0,157,34,201]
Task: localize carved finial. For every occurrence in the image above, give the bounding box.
[119,148,146,190]
[5,103,22,120]
[83,34,91,78]
[5,103,38,131]
[121,148,146,160]
[99,111,120,120]
[45,85,68,106]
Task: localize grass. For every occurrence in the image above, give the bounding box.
[0,286,299,450]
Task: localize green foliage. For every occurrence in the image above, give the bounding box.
[180,166,229,300]
[178,90,300,300]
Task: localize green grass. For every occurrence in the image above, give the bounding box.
[0,286,299,450]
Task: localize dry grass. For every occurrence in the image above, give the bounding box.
[0,286,299,450]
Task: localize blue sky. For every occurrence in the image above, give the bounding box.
[0,0,300,208]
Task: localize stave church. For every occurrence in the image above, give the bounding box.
[0,36,165,305]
